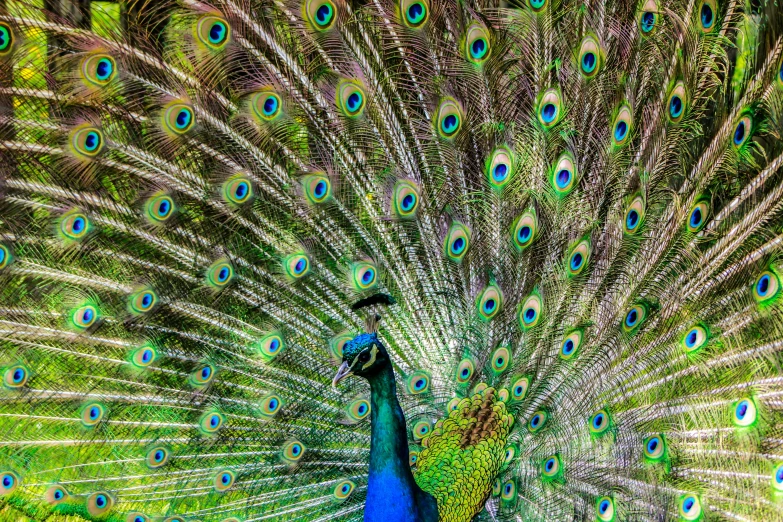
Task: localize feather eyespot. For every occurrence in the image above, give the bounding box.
[347,398,370,421]
[638,0,659,33]
[622,304,647,333]
[753,269,780,304]
[589,409,612,435]
[282,440,305,463]
[0,471,19,496]
[189,363,216,388]
[456,358,475,384]
[541,455,561,478]
[510,376,530,402]
[407,371,430,394]
[560,330,582,360]
[252,90,282,122]
[259,394,283,419]
[667,82,687,122]
[131,345,157,368]
[733,114,752,147]
[392,180,420,218]
[81,54,117,86]
[567,238,591,277]
[333,479,355,500]
[679,495,702,521]
[351,261,378,290]
[501,446,516,470]
[477,284,503,321]
[490,346,511,374]
[596,496,615,521]
[127,287,158,315]
[551,152,577,196]
[80,402,106,427]
[624,195,646,235]
[412,419,431,439]
[59,210,92,242]
[144,194,176,224]
[126,514,149,522]
[773,463,783,492]
[501,479,516,502]
[643,434,666,461]
[0,243,13,270]
[284,253,311,279]
[306,0,337,30]
[465,24,491,63]
[45,485,69,505]
[199,410,225,434]
[146,447,170,469]
[337,81,366,117]
[70,126,105,158]
[778,56,783,88]
[163,103,195,135]
[330,333,353,360]
[698,0,717,32]
[528,0,547,12]
[0,23,13,55]
[686,199,709,233]
[222,175,254,206]
[401,0,429,28]
[257,333,285,362]
[197,16,230,49]
[206,259,234,289]
[528,410,548,433]
[302,173,332,204]
[71,304,99,331]
[86,492,114,516]
[732,398,757,427]
[409,451,419,466]
[512,209,538,251]
[682,325,708,353]
[537,88,562,127]
[612,105,632,147]
[214,470,235,492]
[3,365,29,389]
[578,36,602,78]
[436,98,463,138]
[519,293,542,330]
[487,147,513,189]
[444,221,471,262]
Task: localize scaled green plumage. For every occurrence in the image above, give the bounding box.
[0,0,783,520]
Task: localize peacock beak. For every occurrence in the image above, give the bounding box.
[332,361,353,389]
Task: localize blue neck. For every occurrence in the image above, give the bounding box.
[364,365,437,522]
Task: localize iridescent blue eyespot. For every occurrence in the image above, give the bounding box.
[670,95,683,118]
[614,121,628,141]
[556,169,571,189]
[641,12,656,32]
[541,103,557,123]
[700,1,714,30]
[581,52,596,73]
[0,23,13,54]
[196,16,230,48]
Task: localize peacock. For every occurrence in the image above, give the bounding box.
[1,0,783,520]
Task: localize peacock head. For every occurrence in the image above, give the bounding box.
[332,332,390,387]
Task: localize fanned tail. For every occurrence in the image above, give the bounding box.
[0,0,782,521]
